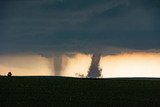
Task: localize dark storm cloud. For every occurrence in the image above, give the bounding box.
[0,0,160,54]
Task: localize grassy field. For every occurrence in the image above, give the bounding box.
[0,76,160,106]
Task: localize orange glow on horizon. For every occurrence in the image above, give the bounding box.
[60,53,91,77]
[0,54,54,76]
[0,52,160,77]
[101,52,160,77]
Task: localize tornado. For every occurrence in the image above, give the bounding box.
[87,53,102,78]
[53,54,63,75]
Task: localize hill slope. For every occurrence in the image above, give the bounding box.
[0,76,160,106]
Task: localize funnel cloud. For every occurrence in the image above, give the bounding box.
[0,0,160,77]
[87,53,102,78]
[53,54,63,75]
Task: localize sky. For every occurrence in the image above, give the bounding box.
[0,0,160,54]
[0,0,160,77]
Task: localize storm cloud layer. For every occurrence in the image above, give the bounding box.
[0,0,160,54]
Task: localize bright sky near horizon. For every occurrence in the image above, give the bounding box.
[0,52,160,77]
[0,0,160,77]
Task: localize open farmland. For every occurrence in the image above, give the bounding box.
[0,76,160,106]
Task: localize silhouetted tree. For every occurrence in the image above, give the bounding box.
[7,72,12,77]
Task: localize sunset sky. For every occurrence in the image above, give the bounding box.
[0,0,160,77]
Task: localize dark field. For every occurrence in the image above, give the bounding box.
[0,77,160,107]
